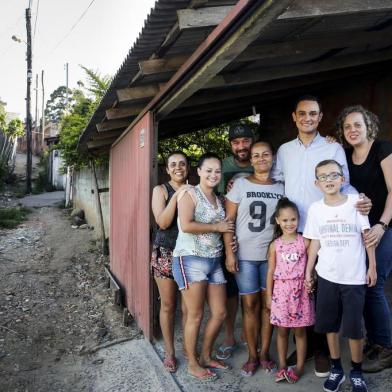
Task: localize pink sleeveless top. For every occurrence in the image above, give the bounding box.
[273,234,307,280]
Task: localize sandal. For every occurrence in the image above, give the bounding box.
[188,368,217,382]
[163,357,177,373]
[285,366,300,384]
[275,368,287,383]
[260,359,277,373]
[201,358,231,370]
[241,360,259,377]
[216,344,236,360]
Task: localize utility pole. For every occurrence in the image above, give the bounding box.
[65,62,69,109]
[41,70,45,145]
[35,74,38,131]
[25,6,33,194]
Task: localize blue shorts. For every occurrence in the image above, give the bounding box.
[173,255,226,291]
[235,260,268,295]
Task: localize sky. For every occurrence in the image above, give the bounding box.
[0,0,157,118]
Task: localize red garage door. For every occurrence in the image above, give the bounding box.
[110,112,154,339]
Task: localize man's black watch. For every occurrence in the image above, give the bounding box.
[377,221,388,231]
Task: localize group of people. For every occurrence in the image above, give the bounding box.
[150,95,392,392]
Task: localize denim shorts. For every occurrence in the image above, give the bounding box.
[172,255,226,290]
[235,260,268,295]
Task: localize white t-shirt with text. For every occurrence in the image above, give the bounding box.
[303,194,370,285]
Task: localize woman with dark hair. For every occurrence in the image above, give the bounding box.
[172,152,235,381]
[151,151,190,373]
[336,105,392,372]
[224,141,284,377]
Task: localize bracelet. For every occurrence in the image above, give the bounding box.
[377,221,388,231]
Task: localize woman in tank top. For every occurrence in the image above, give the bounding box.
[151,151,190,373]
[336,106,392,372]
[172,153,235,381]
[224,141,284,376]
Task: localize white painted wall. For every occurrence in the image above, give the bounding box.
[72,165,109,239]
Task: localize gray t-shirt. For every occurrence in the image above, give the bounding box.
[226,177,284,261]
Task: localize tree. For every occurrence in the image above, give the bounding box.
[5,118,24,138]
[0,102,24,182]
[57,92,95,169]
[158,119,258,165]
[45,85,74,124]
[79,65,112,102]
[56,66,112,169]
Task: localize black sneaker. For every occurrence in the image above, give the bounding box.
[315,351,331,378]
[323,368,345,392]
[349,370,368,392]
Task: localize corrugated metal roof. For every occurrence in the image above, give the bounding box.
[79,0,392,151]
[79,0,193,146]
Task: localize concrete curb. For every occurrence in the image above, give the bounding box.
[143,338,183,392]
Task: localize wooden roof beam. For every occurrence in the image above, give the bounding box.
[138,54,189,76]
[96,119,131,133]
[91,129,124,140]
[236,28,392,62]
[156,1,293,119]
[106,105,145,120]
[116,85,160,103]
[279,0,392,20]
[177,6,234,29]
[87,137,118,150]
[206,48,392,89]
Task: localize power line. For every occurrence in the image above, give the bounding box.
[49,0,97,54]
[0,14,24,39]
[33,0,40,41]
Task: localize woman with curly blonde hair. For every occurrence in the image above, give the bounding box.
[336,105,392,373]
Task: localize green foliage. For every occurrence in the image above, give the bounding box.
[33,151,54,194]
[158,120,258,165]
[0,206,30,229]
[0,104,6,130]
[55,66,112,169]
[79,65,112,102]
[0,103,23,185]
[45,85,74,124]
[4,118,24,137]
[0,103,24,137]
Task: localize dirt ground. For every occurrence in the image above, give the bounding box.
[0,202,142,392]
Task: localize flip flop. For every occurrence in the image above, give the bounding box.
[260,359,277,373]
[216,344,236,360]
[202,358,231,370]
[241,360,259,377]
[163,357,177,373]
[285,366,301,384]
[275,368,287,383]
[188,368,217,382]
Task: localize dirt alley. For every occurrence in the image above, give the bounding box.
[0,204,142,392]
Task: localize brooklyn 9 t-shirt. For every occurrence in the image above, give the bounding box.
[226,177,284,260]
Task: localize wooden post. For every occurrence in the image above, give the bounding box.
[91,160,108,255]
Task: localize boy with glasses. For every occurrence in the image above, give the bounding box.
[304,159,377,392]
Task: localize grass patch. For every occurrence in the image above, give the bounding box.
[0,206,31,229]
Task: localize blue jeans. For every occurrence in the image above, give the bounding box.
[235,260,268,295]
[172,255,226,290]
[364,228,392,348]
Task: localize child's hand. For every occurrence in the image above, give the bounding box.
[266,295,272,310]
[304,273,314,293]
[367,267,377,287]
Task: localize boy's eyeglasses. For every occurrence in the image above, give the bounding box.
[316,172,343,182]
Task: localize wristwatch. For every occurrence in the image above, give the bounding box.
[377,221,388,231]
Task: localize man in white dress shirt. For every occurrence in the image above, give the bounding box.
[272,95,370,378]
